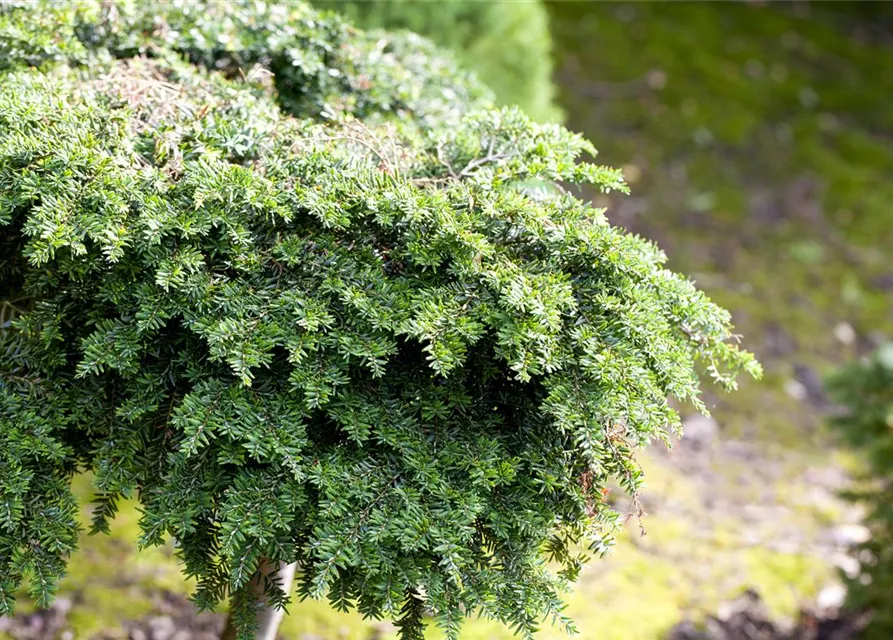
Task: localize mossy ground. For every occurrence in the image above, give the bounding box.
[4,3,892,639]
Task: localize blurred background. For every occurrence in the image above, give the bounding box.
[3,2,892,639]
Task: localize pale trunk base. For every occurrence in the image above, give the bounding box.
[221,561,298,640]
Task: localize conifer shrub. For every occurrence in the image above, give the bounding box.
[313,0,561,123]
[826,345,893,638]
[0,1,759,638]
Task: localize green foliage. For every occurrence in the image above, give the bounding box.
[826,345,893,638]
[315,0,561,123]
[0,1,757,638]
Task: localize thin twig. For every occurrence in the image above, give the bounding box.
[314,135,390,167]
[458,152,511,178]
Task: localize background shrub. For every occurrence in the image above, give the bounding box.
[314,0,561,123]
[826,344,893,638]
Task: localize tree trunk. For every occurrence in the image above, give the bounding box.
[221,560,298,640]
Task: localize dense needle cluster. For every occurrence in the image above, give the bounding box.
[0,2,759,638]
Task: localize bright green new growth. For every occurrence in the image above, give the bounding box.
[826,345,893,639]
[0,2,759,638]
[313,0,561,123]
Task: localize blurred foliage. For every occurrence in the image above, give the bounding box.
[810,1,893,34]
[0,0,492,125]
[314,0,561,122]
[826,345,893,639]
